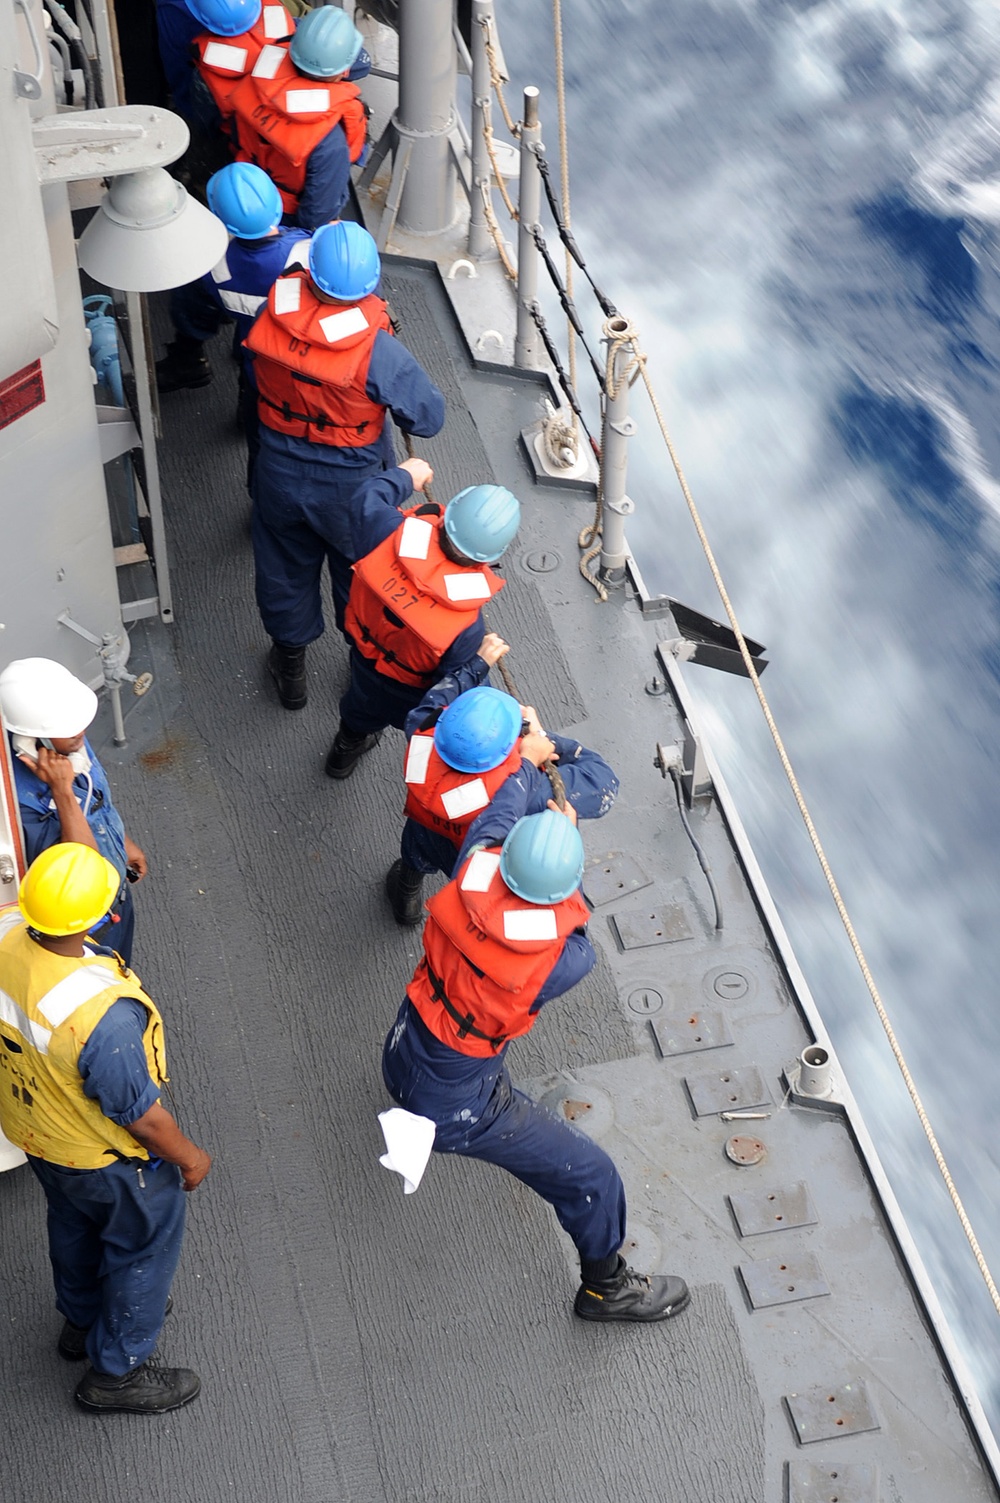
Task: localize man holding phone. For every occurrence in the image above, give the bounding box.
[0,657,148,964]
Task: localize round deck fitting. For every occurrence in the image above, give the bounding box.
[540,1083,614,1138]
[522,550,560,573]
[626,986,664,1016]
[725,1135,767,1166]
[704,965,755,1002]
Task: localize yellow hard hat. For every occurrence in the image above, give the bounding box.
[19,843,121,936]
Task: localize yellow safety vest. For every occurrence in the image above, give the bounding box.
[0,913,168,1169]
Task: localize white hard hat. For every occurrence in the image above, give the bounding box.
[0,658,99,739]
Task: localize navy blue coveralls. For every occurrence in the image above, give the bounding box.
[280,47,372,231]
[249,336,444,640]
[400,676,621,877]
[337,499,488,737]
[170,226,311,481]
[29,977,185,1377]
[382,785,628,1270]
[12,738,137,964]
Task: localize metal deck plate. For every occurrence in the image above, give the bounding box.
[738,1251,830,1309]
[785,1380,881,1445]
[729,1182,819,1236]
[650,1008,733,1057]
[583,851,653,906]
[685,1063,771,1116]
[609,902,694,950]
[786,1460,880,1502]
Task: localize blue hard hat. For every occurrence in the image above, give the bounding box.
[309,220,380,301]
[207,163,282,238]
[185,0,261,37]
[500,810,585,905]
[443,485,521,564]
[290,5,362,78]
[435,687,522,774]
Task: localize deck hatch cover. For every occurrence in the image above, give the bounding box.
[609,903,693,950]
[685,1063,770,1116]
[729,1181,818,1236]
[786,1460,879,1501]
[738,1251,830,1308]
[583,852,653,907]
[650,1009,733,1057]
[785,1380,880,1445]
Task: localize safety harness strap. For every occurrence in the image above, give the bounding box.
[422,958,507,1051]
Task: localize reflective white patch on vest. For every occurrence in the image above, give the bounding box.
[318,306,369,344]
[503,908,557,942]
[219,289,266,318]
[262,5,290,39]
[284,240,310,271]
[0,989,51,1055]
[397,516,433,561]
[285,87,331,114]
[202,41,248,73]
[443,572,491,602]
[440,778,489,821]
[404,734,434,785]
[210,252,231,285]
[274,277,302,315]
[461,850,501,893]
[36,966,120,1028]
[252,43,285,79]
[0,909,22,938]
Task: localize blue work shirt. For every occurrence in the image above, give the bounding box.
[79,994,160,1131]
[170,227,312,361]
[12,737,128,881]
[154,0,202,120]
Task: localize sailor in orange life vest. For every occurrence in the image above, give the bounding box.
[327,481,522,780]
[229,5,372,230]
[0,844,212,1413]
[184,0,296,132]
[386,682,620,925]
[245,219,444,710]
[382,805,690,1323]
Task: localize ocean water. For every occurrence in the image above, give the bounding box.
[499,0,1000,1429]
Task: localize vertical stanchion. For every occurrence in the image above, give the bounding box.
[468,0,492,259]
[598,317,638,584]
[514,86,541,369]
[396,0,457,236]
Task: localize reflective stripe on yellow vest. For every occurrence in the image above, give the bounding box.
[0,918,168,1169]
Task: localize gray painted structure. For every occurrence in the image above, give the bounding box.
[0,3,997,1499]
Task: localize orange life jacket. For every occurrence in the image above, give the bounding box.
[231,50,367,214]
[243,270,391,445]
[403,729,523,848]
[345,511,505,686]
[407,845,590,1056]
[193,6,294,120]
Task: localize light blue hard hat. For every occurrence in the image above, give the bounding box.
[185,0,261,37]
[290,5,362,78]
[207,163,282,238]
[443,485,521,564]
[500,810,585,905]
[435,687,522,774]
[309,220,380,301]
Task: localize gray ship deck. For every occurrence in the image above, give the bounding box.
[1,257,996,1503]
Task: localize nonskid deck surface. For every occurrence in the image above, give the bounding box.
[0,260,995,1503]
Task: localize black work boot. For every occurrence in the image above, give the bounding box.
[324,723,381,779]
[385,858,425,925]
[156,337,211,392]
[58,1294,173,1361]
[574,1257,690,1324]
[267,643,308,710]
[75,1355,200,1414]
